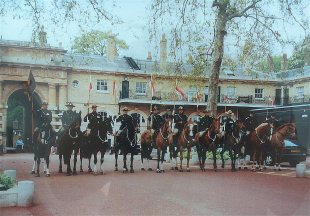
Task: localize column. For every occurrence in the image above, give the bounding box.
[0,81,3,108]
[48,84,57,110]
[58,84,67,110]
[280,86,284,106]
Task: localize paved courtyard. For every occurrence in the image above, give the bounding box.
[0,153,309,216]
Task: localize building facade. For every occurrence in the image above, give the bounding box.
[0,38,309,151]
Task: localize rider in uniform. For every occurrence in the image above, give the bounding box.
[83,105,103,135]
[173,106,188,139]
[59,102,77,134]
[116,107,135,132]
[35,101,52,132]
[197,109,214,137]
[162,108,173,120]
[265,113,280,130]
[221,110,235,142]
[244,112,258,134]
[148,105,164,146]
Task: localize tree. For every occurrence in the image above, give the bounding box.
[71,30,129,55]
[0,0,121,43]
[150,0,309,116]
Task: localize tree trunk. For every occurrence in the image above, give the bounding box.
[207,4,228,117]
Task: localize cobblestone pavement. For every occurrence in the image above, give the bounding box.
[0,153,309,216]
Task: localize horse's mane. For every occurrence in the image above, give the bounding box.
[256,123,269,129]
[276,123,295,131]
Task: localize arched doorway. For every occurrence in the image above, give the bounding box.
[6,89,41,150]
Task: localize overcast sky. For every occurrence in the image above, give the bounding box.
[1,0,309,60]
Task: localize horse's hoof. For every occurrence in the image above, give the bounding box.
[72,171,77,175]
[174,167,178,170]
[244,167,248,170]
[35,173,40,177]
[66,172,71,176]
[115,168,118,171]
[187,169,190,172]
[278,169,281,171]
[93,172,98,176]
[100,171,104,175]
[179,169,183,172]
[31,171,35,174]
[44,171,46,174]
[221,165,224,169]
[264,167,267,170]
[59,169,62,173]
[130,169,134,173]
[46,174,50,177]
[161,170,165,173]
[156,169,161,173]
[80,169,84,173]
[88,168,93,173]
[148,168,153,171]
[141,168,145,171]
[171,167,175,170]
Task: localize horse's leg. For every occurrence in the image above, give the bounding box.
[202,146,206,172]
[252,150,256,171]
[59,154,63,173]
[156,148,161,173]
[66,154,72,176]
[88,158,92,172]
[72,149,78,175]
[93,151,98,174]
[115,146,119,171]
[80,154,83,172]
[31,158,37,174]
[179,146,183,172]
[35,157,41,177]
[220,145,225,169]
[186,146,191,172]
[45,156,50,177]
[212,147,217,171]
[169,146,174,170]
[130,152,134,173]
[123,153,128,173]
[43,162,47,174]
[141,145,145,171]
[160,148,165,172]
[100,148,105,174]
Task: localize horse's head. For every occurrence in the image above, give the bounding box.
[212,117,221,134]
[184,120,195,139]
[256,123,273,138]
[163,118,172,134]
[71,111,82,130]
[235,120,246,135]
[278,123,297,140]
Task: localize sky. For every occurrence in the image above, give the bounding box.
[0,0,309,60]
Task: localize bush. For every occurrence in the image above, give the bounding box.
[0,174,15,190]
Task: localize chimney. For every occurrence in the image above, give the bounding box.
[281,53,288,71]
[267,54,274,72]
[107,36,117,62]
[147,52,152,61]
[160,34,167,70]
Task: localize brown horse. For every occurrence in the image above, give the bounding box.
[140,129,153,171]
[194,117,221,171]
[220,119,246,171]
[155,118,173,173]
[178,120,195,172]
[248,123,273,171]
[270,123,297,171]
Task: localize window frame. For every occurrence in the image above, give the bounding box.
[135,82,147,95]
[254,88,264,99]
[296,86,304,99]
[96,79,109,93]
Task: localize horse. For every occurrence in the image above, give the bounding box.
[32,125,56,177]
[57,111,82,176]
[140,129,153,171]
[155,118,173,173]
[178,120,195,172]
[114,116,140,173]
[270,123,297,171]
[86,117,113,175]
[194,117,221,171]
[248,122,273,171]
[220,119,246,171]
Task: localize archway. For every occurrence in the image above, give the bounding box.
[6,89,41,150]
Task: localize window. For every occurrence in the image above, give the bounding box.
[188,86,197,102]
[255,88,264,99]
[296,86,304,98]
[136,82,147,95]
[204,86,209,102]
[97,80,108,92]
[226,86,236,98]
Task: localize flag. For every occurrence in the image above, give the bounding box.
[175,85,186,99]
[27,70,36,99]
[112,80,116,96]
[196,91,201,111]
[89,82,92,92]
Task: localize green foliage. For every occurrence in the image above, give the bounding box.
[206,151,230,161]
[7,98,24,127]
[71,30,129,56]
[288,49,304,70]
[258,55,282,72]
[0,174,15,190]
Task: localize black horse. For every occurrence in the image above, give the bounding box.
[82,117,113,175]
[57,111,82,176]
[32,126,56,177]
[220,120,246,171]
[114,116,140,173]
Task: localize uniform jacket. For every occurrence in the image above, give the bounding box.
[35,108,52,129]
[174,113,188,130]
[198,115,214,131]
[244,116,258,132]
[84,111,103,130]
[62,110,77,129]
[148,113,164,131]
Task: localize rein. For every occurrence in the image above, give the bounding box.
[160,127,169,142]
[68,128,78,139]
[208,130,217,142]
[255,127,269,144]
[125,127,137,147]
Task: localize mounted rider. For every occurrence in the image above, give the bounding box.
[244,112,258,134]
[148,105,164,146]
[221,110,235,141]
[35,101,53,132]
[265,113,280,130]
[173,106,188,137]
[83,105,103,135]
[197,109,214,137]
[162,108,173,120]
[58,102,78,135]
[116,107,135,134]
